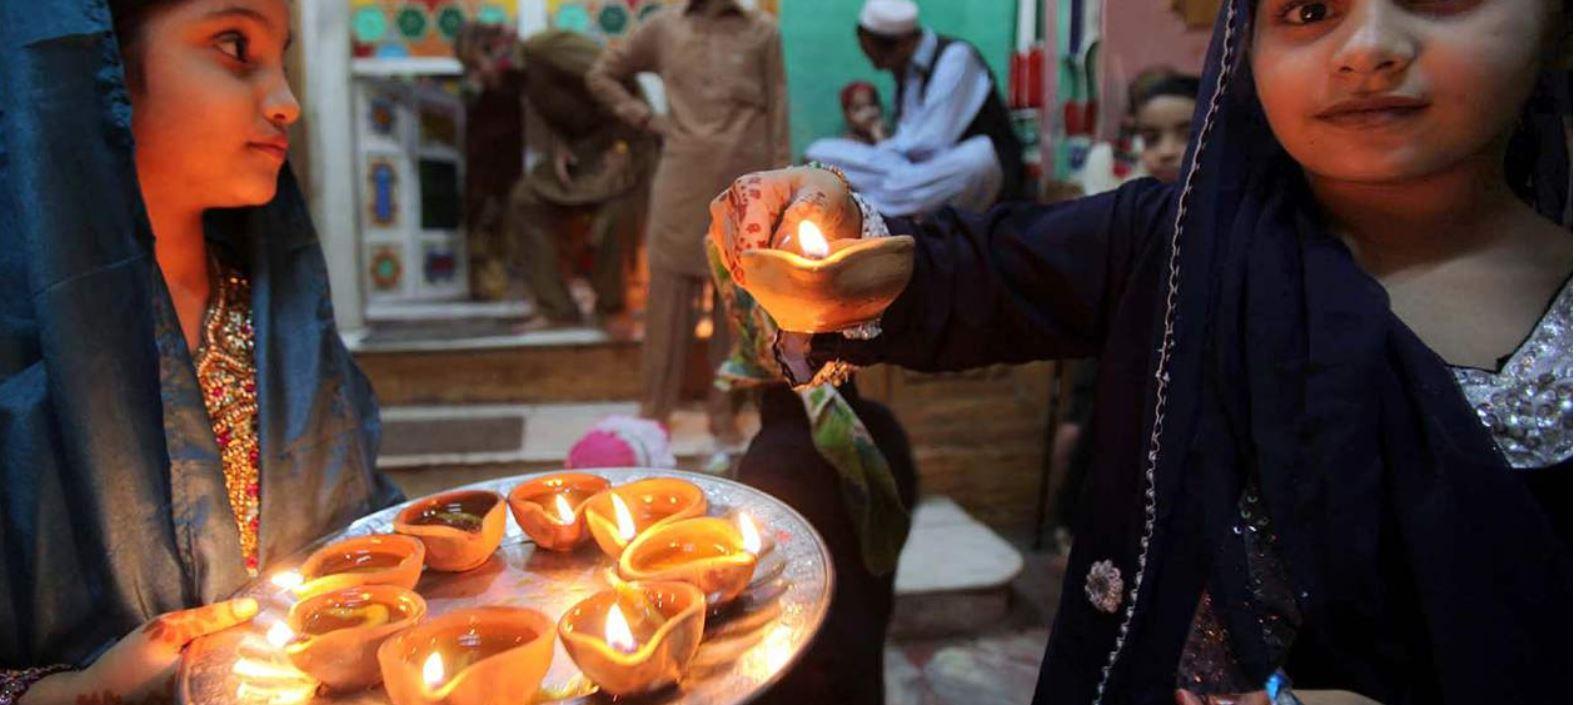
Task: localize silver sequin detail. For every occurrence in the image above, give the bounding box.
[1451,281,1572,469]
[1085,560,1125,614]
[1176,484,1301,694]
[851,191,890,241]
[839,191,891,341]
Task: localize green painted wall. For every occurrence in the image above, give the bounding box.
[780,0,1017,158]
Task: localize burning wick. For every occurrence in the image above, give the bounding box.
[738,513,762,555]
[269,570,303,592]
[553,494,576,525]
[797,220,829,260]
[265,621,296,649]
[422,651,446,690]
[610,493,638,543]
[603,604,638,654]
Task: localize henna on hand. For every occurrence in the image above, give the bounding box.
[141,599,258,648]
[73,673,177,705]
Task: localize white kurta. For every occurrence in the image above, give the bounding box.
[807,29,1002,216]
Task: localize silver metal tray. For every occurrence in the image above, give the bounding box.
[180,468,834,705]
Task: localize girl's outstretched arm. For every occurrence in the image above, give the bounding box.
[708,167,1176,374]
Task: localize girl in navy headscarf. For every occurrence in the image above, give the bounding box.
[708,0,1571,703]
[0,0,402,701]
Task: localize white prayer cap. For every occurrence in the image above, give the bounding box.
[859,0,919,37]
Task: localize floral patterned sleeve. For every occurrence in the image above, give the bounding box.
[1,664,74,705]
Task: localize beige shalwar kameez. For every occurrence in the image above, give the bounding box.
[587,0,790,436]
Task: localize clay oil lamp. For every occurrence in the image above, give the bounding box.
[738,219,915,333]
[294,534,425,599]
[506,473,611,552]
[583,478,708,561]
[617,514,762,605]
[558,581,706,697]
[272,584,427,692]
[377,606,555,705]
[729,511,775,560]
[394,489,506,572]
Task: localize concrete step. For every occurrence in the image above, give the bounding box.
[376,401,758,471]
[362,299,534,324]
[890,497,1026,639]
[349,322,711,406]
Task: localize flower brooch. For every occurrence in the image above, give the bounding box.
[1084,559,1124,614]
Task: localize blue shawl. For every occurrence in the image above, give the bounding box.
[0,0,402,666]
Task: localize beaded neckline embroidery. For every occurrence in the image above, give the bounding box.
[1451,280,1572,469]
[194,262,261,575]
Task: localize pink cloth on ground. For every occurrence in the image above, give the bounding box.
[565,415,677,469]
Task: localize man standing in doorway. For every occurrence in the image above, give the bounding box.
[807,0,1023,216]
[588,0,789,446]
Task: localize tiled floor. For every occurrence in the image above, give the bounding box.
[886,628,1051,705]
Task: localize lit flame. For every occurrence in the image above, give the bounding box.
[610,493,637,542]
[269,570,303,592]
[797,220,829,259]
[553,494,576,524]
[422,652,446,690]
[264,621,296,649]
[235,681,315,705]
[738,513,762,555]
[603,604,638,654]
[232,656,302,680]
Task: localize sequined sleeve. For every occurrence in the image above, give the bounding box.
[1451,281,1572,469]
[0,664,74,705]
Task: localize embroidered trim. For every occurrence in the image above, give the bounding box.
[852,190,888,240]
[1091,1,1240,702]
[841,191,891,341]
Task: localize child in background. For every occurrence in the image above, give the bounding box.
[1126,68,1201,184]
[840,80,889,145]
[1078,68,1201,193]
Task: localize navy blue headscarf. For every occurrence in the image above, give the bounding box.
[1075,0,1571,702]
[0,0,402,666]
[808,0,1568,699]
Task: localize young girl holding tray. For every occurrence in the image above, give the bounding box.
[1,1,402,701]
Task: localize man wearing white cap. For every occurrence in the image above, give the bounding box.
[806,0,1024,216]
